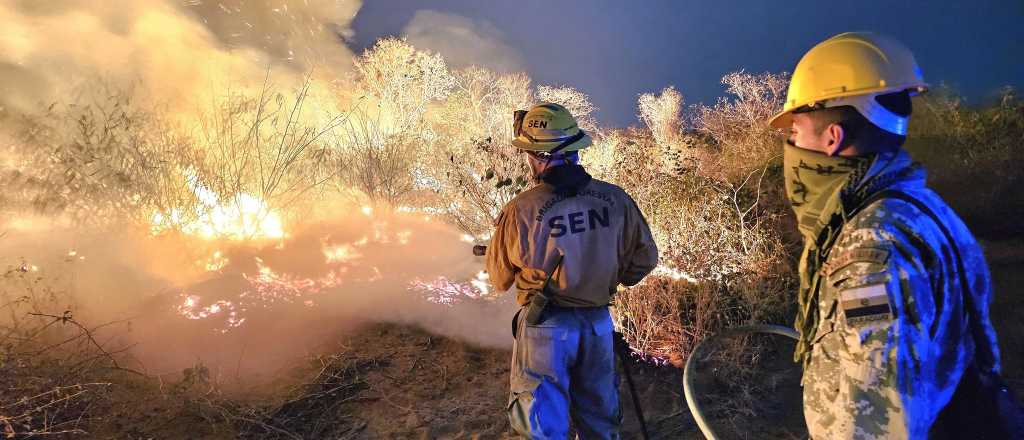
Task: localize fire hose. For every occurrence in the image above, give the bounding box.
[682,324,800,440]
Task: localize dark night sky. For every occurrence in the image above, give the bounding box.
[350,0,1023,127]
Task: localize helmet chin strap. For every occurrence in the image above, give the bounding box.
[530,151,579,177]
[528,129,587,176]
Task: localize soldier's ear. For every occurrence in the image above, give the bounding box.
[824,123,845,156]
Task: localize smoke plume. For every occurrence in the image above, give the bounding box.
[1,205,514,383]
[0,0,360,116]
[0,0,518,384]
[402,9,526,73]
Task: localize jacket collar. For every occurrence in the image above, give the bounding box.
[539,164,592,196]
[844,148,927,211]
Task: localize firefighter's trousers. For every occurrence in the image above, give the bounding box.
[508,305,621,439]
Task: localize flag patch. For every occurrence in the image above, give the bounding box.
[840,283,891,325]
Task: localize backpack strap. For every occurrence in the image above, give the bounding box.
[856,189,996,372]
[856,190,1023,438]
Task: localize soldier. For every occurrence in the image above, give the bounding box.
[769,32,1008,438]
[487,103,658,439]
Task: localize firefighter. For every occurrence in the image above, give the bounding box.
[486,103,658,439]
[769,32,1007,438]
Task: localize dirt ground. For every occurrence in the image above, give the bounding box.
[83,321,800,439]
[8,240,1020,439]
[225,237,1021,440]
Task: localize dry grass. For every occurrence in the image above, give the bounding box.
[0,82,191,224]
[0,263,136,438]
[905,86,1023,239]
[587,72,796,369]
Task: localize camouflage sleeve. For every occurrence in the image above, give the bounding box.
[619,193,658,286]
[486,204,521,292]
[803,216,957,439]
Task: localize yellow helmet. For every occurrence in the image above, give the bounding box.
[769,32,928,135]
[512,103,592,153]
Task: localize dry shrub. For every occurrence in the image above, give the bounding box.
[0,262,133,438]
[352,38,454,132]
[344,38,455,207]
[637,86,716,177]
[228,352,382,439]
[197,79,342,195]
[906,86,1024,238]
[0,75,348,239]
[420,69,601,238]
[694,71,790,183]
[591,72,797,368]
[336,105,422,205]
[0,83,195,225]
[418,67,534,236]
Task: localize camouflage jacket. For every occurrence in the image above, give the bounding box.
[801,149,1001,439]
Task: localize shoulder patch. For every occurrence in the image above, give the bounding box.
[840,283,892,325]
[822,247,891,278]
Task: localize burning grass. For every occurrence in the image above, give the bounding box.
[0,18,1020,436]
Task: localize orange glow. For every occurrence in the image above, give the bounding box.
[151,171,285,241]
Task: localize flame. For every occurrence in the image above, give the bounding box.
[469,270,491,296]
[151,170,285,241]
[177,295,245,333]
[170,208,450,331]
[409,270,491,306]
[652,265,698,283]
[322,243,362,264]
[409,276,487,306]
[175,257,349,331]
[200,250,229,272]
[241,258,346,304]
